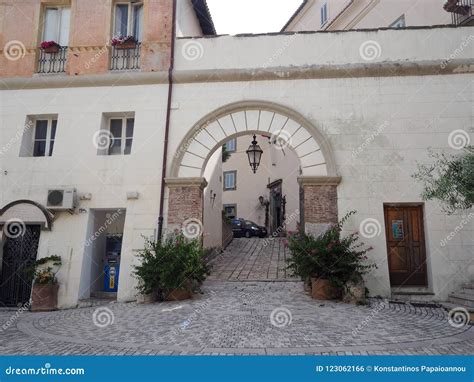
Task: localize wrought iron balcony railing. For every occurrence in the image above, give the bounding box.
[109,43,141,71]
[37,46,68,74]
[445,0,473,25]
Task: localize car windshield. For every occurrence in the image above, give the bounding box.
[245,221,255,226]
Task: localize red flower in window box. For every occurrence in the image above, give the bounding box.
[111,36,138,49]
[40,41,60,53]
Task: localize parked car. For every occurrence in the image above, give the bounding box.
[231,219,267,238]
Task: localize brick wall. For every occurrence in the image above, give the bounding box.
[0,0,173,78]
[167,185,204,226]
[303,185,338,224]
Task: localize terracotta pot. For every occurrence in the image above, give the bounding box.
[311,278,340,300]
[115,42,137,50]
[136,293,156,304]
[43,46,60,54]
[31,283,59,312]
[165,288,192,301]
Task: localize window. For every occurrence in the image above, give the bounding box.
[224,205,237,219]
[225,138,236,153]
[390,15,406,28]
[223,171,237,191]
[320,2,328,27]
[43,7,70,46]
[33,119,57,157]
[108,118,134,155]
[114,2,144,41]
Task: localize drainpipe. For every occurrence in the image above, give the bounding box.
[157,0,178,241]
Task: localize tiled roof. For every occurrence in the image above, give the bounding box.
[192,0,217,35]
[281,0,309,32]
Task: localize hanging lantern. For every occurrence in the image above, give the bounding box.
[246,135,263,174]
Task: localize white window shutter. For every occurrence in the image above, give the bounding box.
[43,8,59,41]
[59,8,71,46]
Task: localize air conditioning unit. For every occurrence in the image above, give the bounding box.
[46,189,77,210]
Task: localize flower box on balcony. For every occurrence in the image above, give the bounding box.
[40,41,61,54]
[111,36,138,50]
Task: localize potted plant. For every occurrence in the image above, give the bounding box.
[287,211,376,301]
[134,232,209,302]
[40,40,60,54]
[111,36,138,50]
[25,255,62,311]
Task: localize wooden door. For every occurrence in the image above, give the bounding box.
[384,205,428,286]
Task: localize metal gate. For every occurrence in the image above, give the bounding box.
[0,225,41,307]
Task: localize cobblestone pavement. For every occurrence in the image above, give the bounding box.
[208,238,297,281]
[0,281,472,355]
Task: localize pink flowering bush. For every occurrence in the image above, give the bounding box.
[287,210,377,289]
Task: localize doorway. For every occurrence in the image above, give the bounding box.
[0,225,41,307]
[384,204,428,287]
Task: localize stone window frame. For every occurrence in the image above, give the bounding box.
[19,115,59,158]
[223,170,237,191]
[224,138,237,153]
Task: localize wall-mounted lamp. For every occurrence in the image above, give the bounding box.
[210,190,217,207]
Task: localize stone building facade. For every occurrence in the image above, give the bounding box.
[0,0,472,308]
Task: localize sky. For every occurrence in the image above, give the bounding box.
[206,0,303,35]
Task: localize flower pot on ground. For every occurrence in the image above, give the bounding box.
[286,211,377,301]
[31,284,59,311]
[25,255,62,312]
[342,281,367,304]
[136,292,156,304]
[134,232,210,302]
[311,277,340,300]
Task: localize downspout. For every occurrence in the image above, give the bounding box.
[157,0,178,241]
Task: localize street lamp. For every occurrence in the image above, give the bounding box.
[246,135,263,174]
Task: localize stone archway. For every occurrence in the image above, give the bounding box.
[167,101,341,236]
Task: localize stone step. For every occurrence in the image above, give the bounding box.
[460,286,474,296]
[448,292,474,308]
[439,302,474,324]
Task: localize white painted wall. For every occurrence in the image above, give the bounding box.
[176,0,204,37]
[203,149,223,248]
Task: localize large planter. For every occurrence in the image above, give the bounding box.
[342,281,366,304]
[31,283,59,312]
[165,288,192,301]
[136,292,156,304]
[311,278,340,300]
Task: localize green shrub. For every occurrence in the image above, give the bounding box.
[134,232,210,297]
[287,211,376,289]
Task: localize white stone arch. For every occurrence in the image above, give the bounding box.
[170,101,337,178]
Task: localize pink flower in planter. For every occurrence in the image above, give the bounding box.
[40,41,59,49]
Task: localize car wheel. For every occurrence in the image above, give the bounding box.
[245,231,251,238]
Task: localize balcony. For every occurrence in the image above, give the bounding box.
[37,46,68,74]
[109,43,141,71]
[445,0,474,25]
